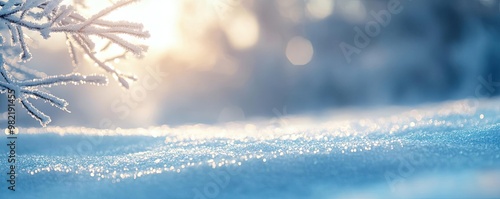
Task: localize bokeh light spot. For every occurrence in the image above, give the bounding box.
[307,0,334,20]
[223,10,260,49]
[286,36,314,66]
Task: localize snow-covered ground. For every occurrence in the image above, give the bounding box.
[1,99,500,199]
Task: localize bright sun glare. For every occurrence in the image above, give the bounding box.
[80,0,183,54]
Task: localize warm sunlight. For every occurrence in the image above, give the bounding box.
[75,0,183,56]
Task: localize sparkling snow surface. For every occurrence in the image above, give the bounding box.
[1,99,500,199]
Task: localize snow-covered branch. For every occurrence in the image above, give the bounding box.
[0,0,150,126]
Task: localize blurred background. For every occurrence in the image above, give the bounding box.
[3,0,500,128]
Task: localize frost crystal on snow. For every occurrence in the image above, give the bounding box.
[0,0,149,126]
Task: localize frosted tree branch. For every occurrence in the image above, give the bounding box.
[0,0,150,126]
